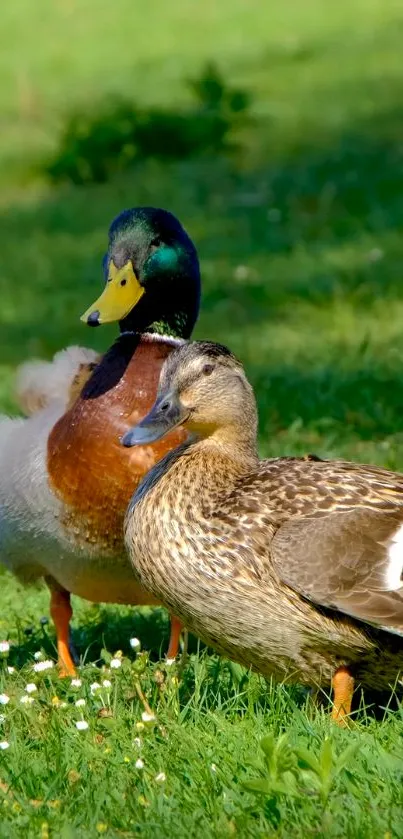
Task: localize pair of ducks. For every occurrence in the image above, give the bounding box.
[2,207,403,724]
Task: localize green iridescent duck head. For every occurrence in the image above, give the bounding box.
[81,207,201,339]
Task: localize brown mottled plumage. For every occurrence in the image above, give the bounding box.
[123,341,403,721]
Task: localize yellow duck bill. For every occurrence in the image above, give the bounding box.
[122,392,189,447]
[81,260,145,326]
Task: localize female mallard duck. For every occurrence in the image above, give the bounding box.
[123,341,403,722]
[0,208,200,675]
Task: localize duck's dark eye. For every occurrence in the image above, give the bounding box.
[120,278,127,287]
[150,238,162,253]
[202,363,214,376]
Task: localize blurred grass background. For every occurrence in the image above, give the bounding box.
[1,0,403,467]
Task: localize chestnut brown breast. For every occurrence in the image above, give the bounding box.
[47,334,186,554]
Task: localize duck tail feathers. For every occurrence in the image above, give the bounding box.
[15,346,101,416]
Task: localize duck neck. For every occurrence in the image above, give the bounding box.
[195,430,259,477]
[159,433,255,507]
[119,312,191,341]
[146,312,192,340]
[119,271,201,341]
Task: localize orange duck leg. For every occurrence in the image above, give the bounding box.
[49,585,76,677]
[166,616,183,660]
[331,666,354,725]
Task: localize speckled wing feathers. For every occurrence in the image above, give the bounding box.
[271,510,403,631]
[231,458,403,632]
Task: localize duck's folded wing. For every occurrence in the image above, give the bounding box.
[15,346,100,416]
[271,508,403,632]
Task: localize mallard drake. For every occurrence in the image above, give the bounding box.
[0,208,200,675]
[123,341,403,722]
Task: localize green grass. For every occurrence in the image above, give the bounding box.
[1,0,403,835]
[1,641,403,838]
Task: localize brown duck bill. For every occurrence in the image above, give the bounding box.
[121,392,190,447]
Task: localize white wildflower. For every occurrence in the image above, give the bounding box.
[71,678,82,688]
[90,682,101,695]
[129,637,141,651]
[211,763,217,772]
[155,772,166,783]
[75,699,86,708]
[25,683,37,694]
[0,641,10,654]
[75,720,89,731]
[102,680,112,689]
[110,658,121,669]
[33,651,43,661]
[133,737,142,748]
[33,660,54,673]
[135,758,144,770]
[141,711,156,724]
[20,695,34,705]
[0,695,10,706]
[0,715,5,724]
[165,658,175,667]
[7,667,15,675]
[0,741,9,750]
